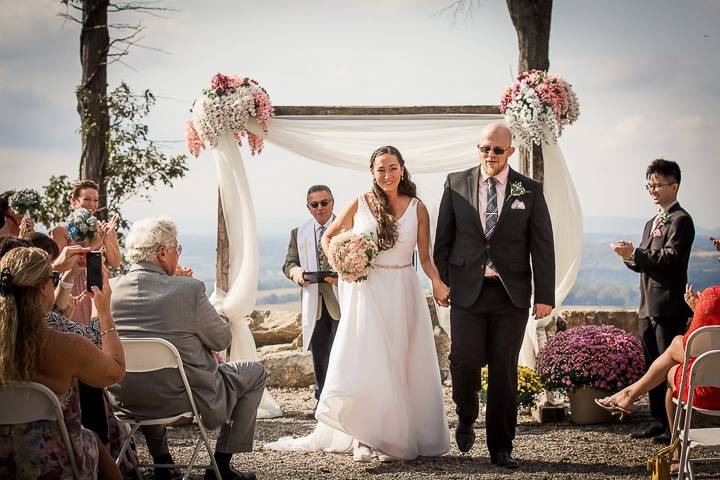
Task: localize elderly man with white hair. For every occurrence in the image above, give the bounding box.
[108,216,266,480]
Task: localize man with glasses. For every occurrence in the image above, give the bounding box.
[283,185,340,406]
[434,123,555,468]
[611,159,695,444]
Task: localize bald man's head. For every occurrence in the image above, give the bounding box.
[477,122,515,176]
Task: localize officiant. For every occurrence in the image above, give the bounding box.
[283,185,340,404]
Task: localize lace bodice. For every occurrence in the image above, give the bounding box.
[353,194,418,267]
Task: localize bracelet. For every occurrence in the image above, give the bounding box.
[59,280,74,289]
[100,327,117,337]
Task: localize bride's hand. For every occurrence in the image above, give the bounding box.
[432,279,450,307]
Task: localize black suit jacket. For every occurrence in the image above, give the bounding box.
[624,203,694,319]
[434,166,555,309]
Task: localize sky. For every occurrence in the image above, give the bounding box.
[1,0,719,234]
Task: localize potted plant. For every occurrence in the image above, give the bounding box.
[536,325,645,424]
[480,365,544,414]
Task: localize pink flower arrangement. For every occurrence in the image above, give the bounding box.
[328,231,380,283]
[499,69,580,146]
[536,325,644,392]
[185,73,274,157]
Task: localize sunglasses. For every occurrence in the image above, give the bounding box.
[477,145,511,155]
[308,200,331,209]
[50,271,61,288]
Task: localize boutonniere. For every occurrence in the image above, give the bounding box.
[508,181,529,199]
[652,210,672,237]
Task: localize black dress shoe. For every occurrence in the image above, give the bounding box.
[652,432,672,444]
[630,422,665,439]
[491,450,519,469]
[204,468,257,480]
[154,467,182,480]
[455,422,476,453]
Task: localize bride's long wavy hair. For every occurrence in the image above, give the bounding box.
[368,146,417,251]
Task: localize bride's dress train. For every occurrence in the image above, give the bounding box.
[266,196,450,460]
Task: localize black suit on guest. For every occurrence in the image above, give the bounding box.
[624,202,694,427]
[434,166,555,456]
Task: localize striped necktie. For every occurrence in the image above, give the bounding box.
[485,177,497,270]
[317,225,326,268]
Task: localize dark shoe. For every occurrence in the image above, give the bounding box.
[154,467,182,480]
[491,450,519,469]
[204,468,257,480]
[455,422,476,453]
[652,432,672,444]
[630,422,665,439]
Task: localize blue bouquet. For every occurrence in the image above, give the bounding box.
[66,208,98,242]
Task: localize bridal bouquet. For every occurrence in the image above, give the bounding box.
[536,325,644,393]
[328,231,379,283]
[66,208,98,242]
[499,70,580,147]
[185,73,274,157]
[10,189,42,216]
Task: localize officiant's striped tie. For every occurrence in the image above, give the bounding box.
[317,225,326,268]
[485,177,497,269]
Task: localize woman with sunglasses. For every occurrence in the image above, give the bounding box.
[267,146,451,462]
[0,247,125,479]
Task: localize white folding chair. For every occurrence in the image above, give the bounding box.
[0,381,81,480]
[111,338,222,480]
[672,338,720,479]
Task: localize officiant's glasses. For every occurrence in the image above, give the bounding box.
[308,200,331,209]
[478,145,511,155]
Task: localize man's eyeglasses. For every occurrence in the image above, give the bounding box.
[50,271,60,287]
[172,244,183,255]
[308,200,331,209]
[477,145,511,155]
[645,182,676,192]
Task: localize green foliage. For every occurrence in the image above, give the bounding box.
[35,82,188,233]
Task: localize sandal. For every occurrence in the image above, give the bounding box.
[594,398,632,420]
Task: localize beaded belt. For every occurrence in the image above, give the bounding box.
[374,263,413,270]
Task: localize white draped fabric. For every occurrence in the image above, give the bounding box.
[210,114,582,400]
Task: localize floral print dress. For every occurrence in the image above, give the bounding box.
[0,379,99,479]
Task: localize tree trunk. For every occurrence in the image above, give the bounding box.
[77,0,110,219]
[506,0,552,182]
[216,191,230,293]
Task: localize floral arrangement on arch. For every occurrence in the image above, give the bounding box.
[535,325,644,393]
[499,69,580,147]
[328,231,380,283]
[185,73,274,157]
[480,365,544,410]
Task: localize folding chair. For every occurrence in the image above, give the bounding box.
[0,381,81,480]
[111,338,222,480]
[670,327,720,479]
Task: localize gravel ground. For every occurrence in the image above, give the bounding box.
[132,386,719,480]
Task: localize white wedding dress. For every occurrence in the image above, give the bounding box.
[265,194,451,460]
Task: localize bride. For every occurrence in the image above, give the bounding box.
[265,146,451,461]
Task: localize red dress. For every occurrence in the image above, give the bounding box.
[673,286,720,410]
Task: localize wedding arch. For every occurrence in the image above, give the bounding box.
[188,76,583,417]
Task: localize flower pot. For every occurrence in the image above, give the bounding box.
[568,387,614,425]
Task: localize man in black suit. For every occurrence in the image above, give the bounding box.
[612,159,694,442]
[434,123,555,469]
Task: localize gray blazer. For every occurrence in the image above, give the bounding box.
[108,263,234,427]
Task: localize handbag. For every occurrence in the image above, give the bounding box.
[646,436,680,480]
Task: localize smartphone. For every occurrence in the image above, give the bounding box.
[86,251,103,291]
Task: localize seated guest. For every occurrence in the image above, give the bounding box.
[597,285,720,416]
[0,235,30,259]
[0,247,125,479]
[108,216,266,480]
[21,232,140,473]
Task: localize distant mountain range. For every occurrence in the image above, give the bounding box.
[181,216,720,308]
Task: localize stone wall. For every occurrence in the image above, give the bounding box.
[247,302,643,389]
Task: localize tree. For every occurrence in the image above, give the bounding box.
[506,0,552,182]
[441,0,553,181]
[58,0,178,220]
[35,82,188,232]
